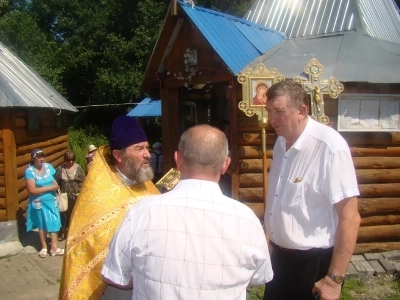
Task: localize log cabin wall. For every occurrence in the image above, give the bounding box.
[232,81,400,253]
[0,108,68,223]
[0,112,5,221]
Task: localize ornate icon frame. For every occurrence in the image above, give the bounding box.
[237,63,285,121]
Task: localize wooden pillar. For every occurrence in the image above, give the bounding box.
[2,111,18,220]
[161,87,180,172]
[230,81,240,200]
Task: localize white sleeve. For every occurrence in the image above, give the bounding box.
[101,208,135,286]
[328,148,360,204]
[249,219,274,286]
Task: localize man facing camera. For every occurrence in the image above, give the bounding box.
[263,81,360,300]
[102,124,273,299]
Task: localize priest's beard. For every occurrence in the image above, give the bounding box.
[122,155,154,183]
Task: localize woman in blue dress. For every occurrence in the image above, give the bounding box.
[25,148,64,258]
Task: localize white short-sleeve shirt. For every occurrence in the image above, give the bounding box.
[265,118,359,249]
[102,179,273,300]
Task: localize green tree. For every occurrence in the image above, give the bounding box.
[195,0,252,17]
[25,0,169,107]
[0,10,66,92]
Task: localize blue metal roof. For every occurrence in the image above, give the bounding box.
[127,98,161,117]
[178,1,286,75]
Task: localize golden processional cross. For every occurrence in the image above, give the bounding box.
[237,63,285,210]
[294,58,344,124]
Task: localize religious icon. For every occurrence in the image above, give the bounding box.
[251,79,272,106]
[237,63,284,121]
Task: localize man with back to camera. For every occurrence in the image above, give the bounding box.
[101,124,274,299]
[59,116,159,300]
[263,81,361,300]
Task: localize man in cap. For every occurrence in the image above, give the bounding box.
[149,142,163,183]
[86,144,98,173]
[59,116,159,300]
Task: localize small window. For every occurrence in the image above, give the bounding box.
[27,112,42,135]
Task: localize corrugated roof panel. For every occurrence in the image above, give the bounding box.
[127,98,161,117]
[179,1,285,75]
[358,0,400,44]
[246,0,355,38]
[245,0,400,43]
[0,42,77,112]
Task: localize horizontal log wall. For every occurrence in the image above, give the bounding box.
[0,112,4,220]
[233,82,400,253]
[0,109,69,222]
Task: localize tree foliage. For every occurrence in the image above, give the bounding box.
[0,0,252,111]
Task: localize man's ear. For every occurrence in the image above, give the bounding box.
[298,104,308,120]
[112,149,122,164]
[221,157,231,175]
[174,151,181,170]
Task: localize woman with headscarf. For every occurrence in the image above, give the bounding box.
[24,149,64,258]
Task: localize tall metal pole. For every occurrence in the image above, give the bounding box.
[259,112,268,211]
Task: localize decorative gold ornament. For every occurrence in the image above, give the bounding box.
[237,63,285,122]
[156,168,180,191]
[294,58,344,124]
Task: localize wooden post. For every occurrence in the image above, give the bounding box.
[2,111,18,220]
[171,0,178,16]
[230,81,240,200]
[161,87,179,172]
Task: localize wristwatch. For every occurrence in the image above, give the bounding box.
[327,272,345,284]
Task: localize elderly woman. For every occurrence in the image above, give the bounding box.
[24,149,64,258]
[54,150,86,241]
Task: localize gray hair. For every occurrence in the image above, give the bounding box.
[178,124,228,175]
[267,80,309,111]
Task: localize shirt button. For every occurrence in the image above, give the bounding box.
[275,194,278,197]
[270,213,272,216]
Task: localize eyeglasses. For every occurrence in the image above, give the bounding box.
[65,159,75,162]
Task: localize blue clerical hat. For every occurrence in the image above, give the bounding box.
[109,116,147,151]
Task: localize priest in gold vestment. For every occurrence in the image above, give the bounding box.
[59,116,160,300]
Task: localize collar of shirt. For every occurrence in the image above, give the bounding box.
[174,179,223,195]
[278,116,313,152]
[115,165,137,186]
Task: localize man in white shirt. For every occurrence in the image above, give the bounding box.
[102,124,273,299]
[263,81,361,300]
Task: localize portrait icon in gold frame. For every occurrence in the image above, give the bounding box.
[251,79,273,106]
[238,63,285,121]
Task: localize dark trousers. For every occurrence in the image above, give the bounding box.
[264,242,334,300]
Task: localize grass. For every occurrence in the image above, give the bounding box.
[247,273,400,300]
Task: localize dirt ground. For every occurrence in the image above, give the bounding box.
[345,274,400,300]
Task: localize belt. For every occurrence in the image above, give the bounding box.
[271,242,333,255]
[271,241,300,252]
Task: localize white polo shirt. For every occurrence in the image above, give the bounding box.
[102,179,273,300]
[265,118,359,250]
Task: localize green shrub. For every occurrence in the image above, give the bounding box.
[68,125,108,171]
